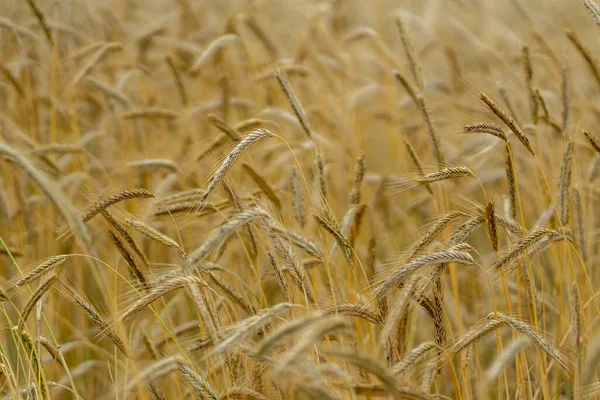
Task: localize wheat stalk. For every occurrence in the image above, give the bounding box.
[124,217,182,252]
[85,77,132,107]
[179,366,218,400]
[189,34,238,75]
[208,113,240,141]
[15,255,70,288]
[416,94,445,167]
[381,276,420,344]
[407,211,464,260]
[393,341,439,377]
[17,328,50,399]
[25,0,53,47]
[127,159,180,173]
[490,312,570,370]
[202,129,274,202]
[108,230,148,288]
[315,151,327,198]
[275,317,350,374]
[290,166,305,227]
[557,138,574,225]
[449,319,507,356]
[562,59,570,131]
[68,42,123,90]
[82,188,153,222]
[17,274,57,332]
[485,202,499,252]
[584,0,600,27]
[583,129,600,154]
[565,29,600,90]
[396,16,423,89]
[119,275,206,323]
[504,142,518,220]
[372,249,474,299]
[314,206,353,267]
[522,46,538,124]
[571,284,582,357]
[165,54,188,106]
[208,303,296,357]
[101,210,150,267]
[253,313,325,359]
[573,187,587,260]
[189,207,269,264]
[463,123,507,141]
[323,303,383,325]
[479,91,535,156]
[275,69,312,139]
[71,293,128,356]
[241,163,282,210]
[491,228,562,271]
[417,167,474,185]
[207,271,256,315]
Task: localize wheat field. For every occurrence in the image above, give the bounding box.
[0,0,599,398]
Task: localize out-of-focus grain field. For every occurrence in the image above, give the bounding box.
[1,0,600,398]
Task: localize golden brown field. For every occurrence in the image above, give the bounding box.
[1,0,600,398]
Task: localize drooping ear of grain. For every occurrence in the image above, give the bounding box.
[72,293,128,356]
[82,188,153,222]
[275,69,312,139]
[314,206,354,267]
[583,0,600,28]
[165,54,188,106]
[208,113,239,141]
[242,163,282,210]
[25,0,54,47]
[124,217,182,252]
[491,313,571,371]
[583,129,600,153]
[202,129,274,202]
[491,229,562,272]
[463,123,507,141]
[16,255,70,288]
[478,91,535,156]
[406,211,464,259]
[565,29,600,90]
[372,249,474,298]
[108,230,148,288]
